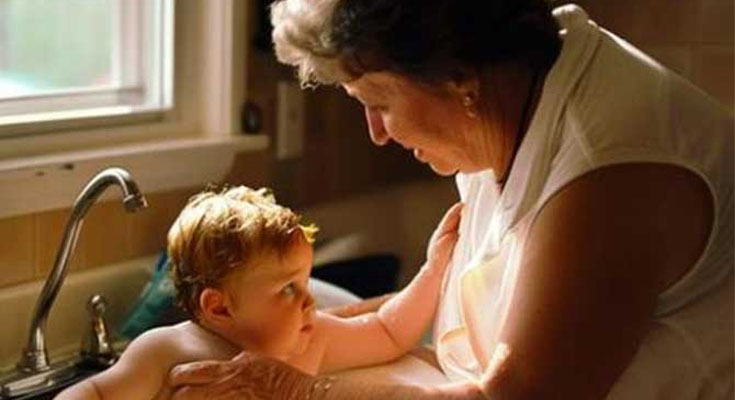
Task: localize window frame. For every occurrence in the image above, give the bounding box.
[0,0,175,135]
[0,0,267,220]
[0,0,250,152]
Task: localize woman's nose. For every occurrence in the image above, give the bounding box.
[365,107,390,146]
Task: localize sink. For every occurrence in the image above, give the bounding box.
[1,357,113,400]
[0,257,155,380]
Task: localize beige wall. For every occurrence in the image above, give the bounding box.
[566,0,734,110]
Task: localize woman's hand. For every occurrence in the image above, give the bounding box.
[169,352,312,400]
[426,202,463,270]
[169,349,492,400]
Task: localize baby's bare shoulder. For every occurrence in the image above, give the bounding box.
[168,321,240,361]
[118,321,238,378]
[122,327,165,354]
[121,322,203,366]
[80,324,197,399]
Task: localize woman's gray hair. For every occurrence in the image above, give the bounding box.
[270,0,351,87]
[271,0,561,88]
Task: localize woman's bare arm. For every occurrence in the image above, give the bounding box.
[481,164,713,399]
[169,352,489,400]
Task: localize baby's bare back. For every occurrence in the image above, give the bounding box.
[124,321,241,400]
[91,321,239,400]
[55,321,241,400]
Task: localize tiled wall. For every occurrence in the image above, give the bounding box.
[566,0,734,110]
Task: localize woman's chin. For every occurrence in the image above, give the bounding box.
[428,162,458,176]
[414,150,457,176]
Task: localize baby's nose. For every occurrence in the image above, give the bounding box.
[303,291,315,311]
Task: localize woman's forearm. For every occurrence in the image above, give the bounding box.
[168,352,488,400]
[311,376,486,400]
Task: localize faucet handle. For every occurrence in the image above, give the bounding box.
[80,294,116,366]
[87,294,107,316]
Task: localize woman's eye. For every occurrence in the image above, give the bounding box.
[281,283,296,296]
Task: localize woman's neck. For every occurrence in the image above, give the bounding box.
[491,65,548,190]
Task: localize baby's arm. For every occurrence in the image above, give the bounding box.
[55,328,174,400]
[316,203,462,372]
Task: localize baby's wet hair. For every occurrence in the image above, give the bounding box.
[167,185,317,320]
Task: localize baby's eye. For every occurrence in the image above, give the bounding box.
[281,283,296,296]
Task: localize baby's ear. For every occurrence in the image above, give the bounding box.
[199,287,232,327]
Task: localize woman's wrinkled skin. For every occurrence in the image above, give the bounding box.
[170,352,312,400]
[341,66,540,182]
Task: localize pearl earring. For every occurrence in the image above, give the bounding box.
[462,94,478,118]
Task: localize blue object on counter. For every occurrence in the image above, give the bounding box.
[118,252,181,339]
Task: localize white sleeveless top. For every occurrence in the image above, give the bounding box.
[433,5,734,398]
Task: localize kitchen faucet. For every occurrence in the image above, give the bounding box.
[17,167,147,374]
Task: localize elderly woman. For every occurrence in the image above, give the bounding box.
[169,1,733,399]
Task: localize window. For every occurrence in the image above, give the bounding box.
[0,0,173,133]
[0,0,269,220]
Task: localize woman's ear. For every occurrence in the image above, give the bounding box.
[448,68,480,101]
[447,70,481,119]
[199,287,233,328]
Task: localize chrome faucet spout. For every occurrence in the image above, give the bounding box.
[17,167,147,374]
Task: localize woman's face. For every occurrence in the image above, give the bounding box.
[342,72,480,176]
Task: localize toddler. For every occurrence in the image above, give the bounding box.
[56,186,461,400]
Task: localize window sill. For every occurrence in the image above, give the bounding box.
[0,134,269,219]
